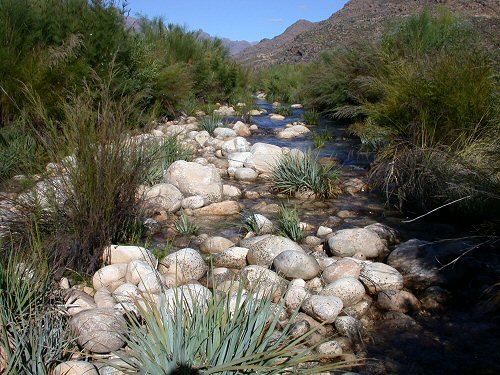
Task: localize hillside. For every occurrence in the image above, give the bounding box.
[235,0,500,67]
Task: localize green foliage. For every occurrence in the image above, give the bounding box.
[270,151,340,199]
[174,210,199,236]
[199,114,224,135]
[312,130,333,149]
[142,136,193,186]
[253,64,305,103]
[303,109,320,125]
[115,281,358,374]
[278,205,304,242]
[0,249,72,374]
[301,9,499,216]
[275,105,293,117]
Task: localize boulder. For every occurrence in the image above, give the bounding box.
[65,290,96,316]
[161,284,212,314]
[327,228,387,258]
[270,114,285,120]
[377,289,421,313]
[246,235,305,267]
[244,143,283,173]
[364,223,399,246]
[165,161,223,204]
[138,272,165,294]
[227,151,252,168]
[94,288,117,308]
[102,245,157,268]
[232,121,251,137]
[158,248,208,284]
[69,308,126,353]
[320,277,365,307]
[112,283,140,304]
[182,195,205,209]
[213,127,237,138]
[248,214,275,234]
[200,236,235,254]
[53,361,98,375]
[221,136,250,155]
[234,167,258,181]
[222,184,242,199]
[323,258,361,283]
[142,183,183,214]
[276,125,310,139]
[92,264,127,290]
[273,251,320,280]
[192,200,242,216]
[360,262,404,294]
[241,265,288,301]
[302,295,343,323]
[212,247,249,269]
[126,260,156,285]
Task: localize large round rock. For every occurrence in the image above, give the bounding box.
[165,160,223,203]
[273,251,320,280]
[302,295,343,323]
[69,308,126,354]
[53,361,98,375]
[327,228,387,258]
[159,248,208,284]
[241,265,288,301]
[213,247,249,269]
[320,277,366,307]
[142,183,183,213]
[360,262,404,294]
[322,258,361,283]
[246,235,305,267]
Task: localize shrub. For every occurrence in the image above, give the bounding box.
[114,281,359,374]
[199,114,224,135]
[252,64,305,103]
[303,109,320,125]
[270,151,340,199]
[278,205,304,242]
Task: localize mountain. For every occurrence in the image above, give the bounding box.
[197,31,255,55]
[234,0,500,67]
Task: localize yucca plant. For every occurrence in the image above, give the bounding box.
[174,210,199,236]
[113,281,360,374]
[270,151,340,199]
[278,205,304,242]
[199,114,224,135]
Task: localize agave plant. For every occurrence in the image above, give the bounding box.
[113,281,360,374]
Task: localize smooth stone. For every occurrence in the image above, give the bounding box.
[285,285,310,312]
[273,251,320,280]
[69,308,126,353]
[246,235,305,267]
[377,289,421,313]
[94,288,117,308]
[158,248,208,284]
[302,295,343,323]
[360,262,404,294]
[335,316,359,337]
[142,183,183,213]
[234,167,258,181]
[232,121,251,137]
[227,151,252,168]
[364,223,399,246]
[320,277,365,307]
[270,114,285,120]
[65,290,96,315]
[323,258,361,283]
[138,272,165,294]
[182,195,205,209]
[316,340,343,358]
[343,295,373,319]
[192,201,242,216]
[162,284,213,314]
[420,286,452,312]
[92,264,127,290]
[248,213,275,234]
[102,245,157,268]
[222,184,242,199]
[200,236,235,254]
[165,160,223,204]
[112,283,140,304]
[244,143,283,173]
[317,226,333,237]
[212,247,249,269]
[221,136,250,154]
[241,265,288,301]
[213,127,237,138]
[125,260,156,285]
[53,361,98,375]
[327,228,387,258]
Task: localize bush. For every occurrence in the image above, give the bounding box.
[270,151,340,199]
[252,64,305,103]
[114,281,359,373]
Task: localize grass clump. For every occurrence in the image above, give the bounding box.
[303,109,320,125]
[278,205,304,242]
[312,130,333,149]
[0,249,73,374]
[275,105,293,117]
[115,281,359,374]
[199,114,224,135]
[174,210,199,236]
[270,151,340,199]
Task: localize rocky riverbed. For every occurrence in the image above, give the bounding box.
[4,101,499,374]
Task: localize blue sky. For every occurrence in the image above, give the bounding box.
[126,1,348,42]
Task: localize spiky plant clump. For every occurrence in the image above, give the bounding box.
[278,205,304,242]
[174,210,199,236]
[312,131,333,149]
[199,114,224,135]
[270,151,340,199]
[275,105,293,117]
[303,109,320,125]
[114,281,361,374]
[0,249,73,374]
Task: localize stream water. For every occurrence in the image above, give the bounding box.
[162,100,500,375]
